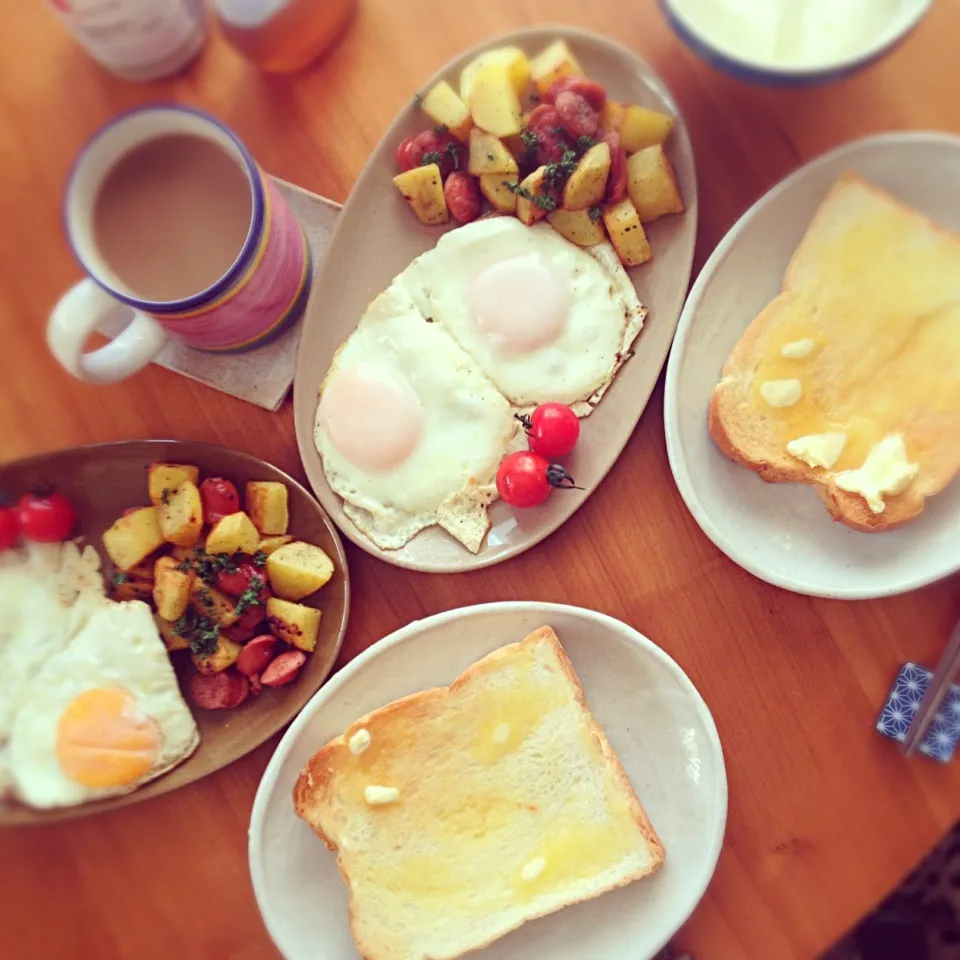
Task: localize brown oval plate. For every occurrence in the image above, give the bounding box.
[293,26,698,573]
[0,440,349,825]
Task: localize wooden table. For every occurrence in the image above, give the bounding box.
[1,2,958,958]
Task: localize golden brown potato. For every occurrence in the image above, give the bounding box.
[266,541,334,601]
[459,46,530,102]
[155,614,190,652]
[392,164,449,226]
[503,112,532,161]
[192,635,243,675]
[620,105,674,153]
[205,511,259,556]
[245,481,289,535]
[266,597,321,653]
[529,39,584,96]
[157,480,203,548]
[467,60,523,138]
[103,507,165,572]
[420,80,471,142]
[153,556,193,621]
[602,198,653,267]
[148,462,199,507]
[111,577,154,603]
[626,145,684,223]
[515,166,554,226]
[546,207,606,246]
[600,100,628,134]
[562,141,611,211]
[257,534,293,557]
[190,579,238,628]
[468,127,518,176]
[479,174,518,213]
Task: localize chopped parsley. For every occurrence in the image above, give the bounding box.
[577,135,598,152]
[542,149,579,189]
[252,550,268,568]
[445,140,461,171]
[190,549,239,586]
[173,607,220,657]
[519,129,540,166]
[502,180,557,211]
[234,575,265,619]
[110,571,128,587]
[588,205,603,222]
[419,150,443,167]
[487,152,496,161]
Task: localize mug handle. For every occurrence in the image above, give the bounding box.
[47,278,168,384]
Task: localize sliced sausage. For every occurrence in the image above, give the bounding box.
[189,669,249,710]
[261,650,307,688]
[444,172,482,224]
[555,91,600,139]
[236,634,279,678]
[543,76,607,111]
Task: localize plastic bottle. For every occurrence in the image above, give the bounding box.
[46,0,208,81]
[213,0,357,74]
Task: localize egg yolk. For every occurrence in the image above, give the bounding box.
[56,687,160,788]
[319,362,424,471]
[469,254,570,354]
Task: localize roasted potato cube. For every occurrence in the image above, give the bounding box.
[479,174,518,213]
[562,141,611,211]
[267,597,322,653]
[529,39,584,96]
[170,544,205,568]
[245,481,289,535]
[467,60,523,138]
[266,541,334,601]
[420,80,471,142]
[393,164,448,226]
[515,166,554,226]
[125,559,156,580]
[190,579,238,628]
[205,511,259,556]
[627,145,684,223]
[155,614,190,652]
[153,556,193,621]
[103,507,165,572]
[602,198,653,267]
[601,99,628,134]
[504,112,532,161]
[620,105,674,153]
[148,462,199,507]
[192,636,243,675]
[157,480,203,548]
[468,128,518,176]
[257,534,293,557]
[547,207,606,246]
[459,45,530,103]
[112,577,155,603]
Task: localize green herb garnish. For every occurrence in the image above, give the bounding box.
[173,608,221,657]
[502,181,557,211]
[519,129,540,166]
[588,205,603,222]
[434,124,448,134]
[110,571,128,587]
[234,574,265,619]
[252,550,267,568]
[445,141,460,171]
[194,550,238,586]
[419,150,443,167]
[542,149,579,189]
[577,135,598,152]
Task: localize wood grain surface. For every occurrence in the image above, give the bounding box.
[0,2,958,959]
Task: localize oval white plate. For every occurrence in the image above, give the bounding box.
[664,132,960,599]
[249,602,727,960]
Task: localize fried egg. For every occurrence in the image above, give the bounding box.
[398,217,647,414]
[6,600,199,809]
[314,280,520,552]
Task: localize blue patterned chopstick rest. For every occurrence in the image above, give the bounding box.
[876,662,960,762]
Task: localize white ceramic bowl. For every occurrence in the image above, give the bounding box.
[249,602,727,960]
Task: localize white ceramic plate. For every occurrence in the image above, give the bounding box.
[664,132,960,599]
[249,602,727,960]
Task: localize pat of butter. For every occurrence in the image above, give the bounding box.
[786,432,846,470]
[780,338,816,359]
[521,856,546,882]
[760,378,803,408]
[834,433,919,514]
[492,722,510,744]
[348,728,371,756]
[364,785,399,806]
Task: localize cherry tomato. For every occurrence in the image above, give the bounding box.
[603,131,628,204]
[0,506,19,550]
[216,561,267,600]
[227,604,268,643]
[199,477,239,526]
[495,451,577,508]
[554,90,600,139]
[408,129,466,179]
[16,491,76,543]
[543,76,607,111]
[396,135,424,172]
[521,403,581,458]
[444,172,482,224]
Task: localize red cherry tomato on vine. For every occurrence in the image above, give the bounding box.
[496,451,577,508]
[16,491,77,543]
[0,506,19,550]
[396,135,424,172]
[522,403,581,458]
[200,477,239,526]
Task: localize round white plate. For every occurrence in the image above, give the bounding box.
[664,132,960,599]
[249,602,727,960]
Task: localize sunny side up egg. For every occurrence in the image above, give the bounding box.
[398,217,648,413]
[314,280,522,554]
[6,600,199,809]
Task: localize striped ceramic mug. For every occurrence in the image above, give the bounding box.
[48,105,311,384]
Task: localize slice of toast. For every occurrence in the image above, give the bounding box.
[294,626,664,960]
[709,172,960,531]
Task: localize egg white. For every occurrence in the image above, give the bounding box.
[398,217,647,413]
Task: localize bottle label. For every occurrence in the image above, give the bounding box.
[50,0,205,70]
